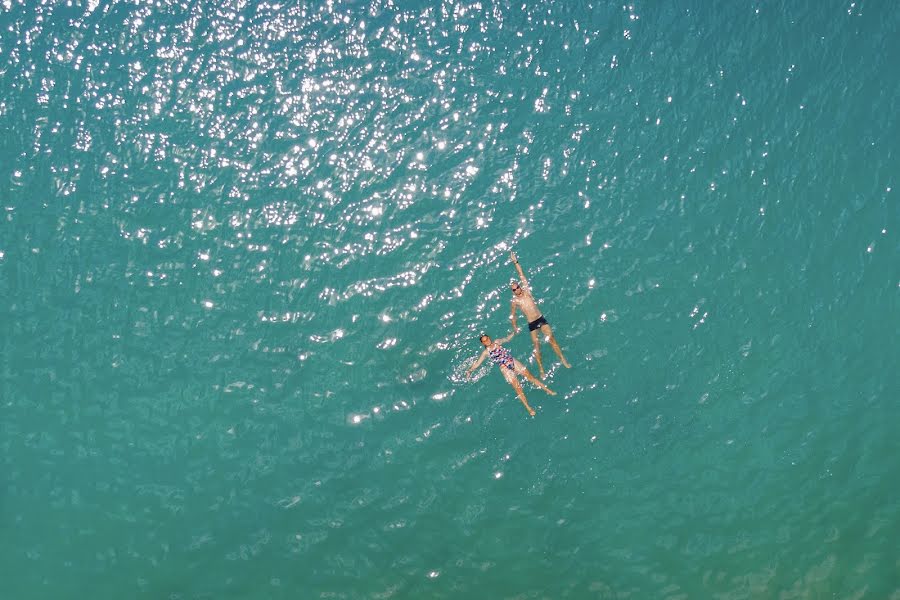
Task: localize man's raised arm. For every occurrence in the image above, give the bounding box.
[510,251,529,289]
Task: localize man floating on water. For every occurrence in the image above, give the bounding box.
[508,251,571,378]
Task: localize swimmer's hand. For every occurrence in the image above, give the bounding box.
[510,251,518,264]
[465,370,472,380]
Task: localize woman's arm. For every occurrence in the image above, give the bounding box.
[496,329,517,344]
[466,349,489,379]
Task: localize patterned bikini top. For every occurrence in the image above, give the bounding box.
[488,345,514,369]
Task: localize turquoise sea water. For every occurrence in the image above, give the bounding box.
[1,0,898,598]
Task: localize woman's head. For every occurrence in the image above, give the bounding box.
[479,334,491,346]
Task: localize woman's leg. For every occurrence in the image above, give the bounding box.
[508,375,536,416]
[514,361,556,395]
[541,323,571,368]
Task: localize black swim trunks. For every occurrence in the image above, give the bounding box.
[528,315,549,332]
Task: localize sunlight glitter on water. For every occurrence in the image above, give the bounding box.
[3,0,896,598]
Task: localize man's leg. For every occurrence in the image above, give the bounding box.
[541,324,571,368]
[529,329,545,377]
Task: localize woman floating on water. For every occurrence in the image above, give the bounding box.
[466,330,556,416]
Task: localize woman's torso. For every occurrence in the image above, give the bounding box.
[488,343,515,369]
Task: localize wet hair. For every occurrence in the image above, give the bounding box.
[479,333,490,342]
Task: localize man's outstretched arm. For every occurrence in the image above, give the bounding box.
[510,302,519,331]
[510,251,530,289]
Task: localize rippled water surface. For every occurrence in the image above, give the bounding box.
[1,0,898,598]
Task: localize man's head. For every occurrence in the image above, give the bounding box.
[510,281,524,296]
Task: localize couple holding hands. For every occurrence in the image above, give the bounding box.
[466,252,571,416]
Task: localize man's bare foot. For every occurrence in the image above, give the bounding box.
[545,388,556,396]
[562,360,571,369]
[528,408,536,416]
